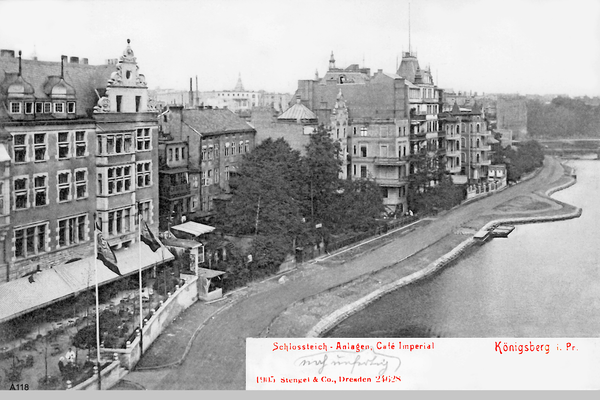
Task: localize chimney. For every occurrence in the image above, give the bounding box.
[189,78,193,107]
[82,58,88,65]
[1,49,15,58]
[70,56,79,63]
[61,55,68,64]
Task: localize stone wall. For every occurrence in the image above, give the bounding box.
[100,274,198,371]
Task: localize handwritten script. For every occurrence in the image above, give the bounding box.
[295,349,401,376]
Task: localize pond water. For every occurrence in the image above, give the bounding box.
[325,160,600,338]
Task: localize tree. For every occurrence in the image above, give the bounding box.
[301,125,343,233]
[334,178,385,232]
[220,138,304,242]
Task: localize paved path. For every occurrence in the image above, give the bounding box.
[121,157,566,390]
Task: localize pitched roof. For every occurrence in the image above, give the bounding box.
[397,53,420,83]
[278,100,317,122]
[0,55,115,119]
[181,108,255,134]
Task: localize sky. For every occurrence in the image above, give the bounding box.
[1,0,599,97]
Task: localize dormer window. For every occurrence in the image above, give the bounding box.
[67,102,76,114]
[54,103,64,113]
[44,103,51,113]
[35,103,43,114]
[10,102,21,114]
[25,102,34,114]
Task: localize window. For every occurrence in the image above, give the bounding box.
[58,132,70,159]
[116,95,122,112]
[136,128,151,151]
[353,127,357,136]
[13,134,27,163]
[35,103,43,113]
[97,173,103,195]
[381,188,389,198]
[169,148,173,161]
[208,145,214,160]
[224,142,230,156]
[139,201,151,223]
[214,168,220,184]
[360,145,367,157]
[58,171,71,202]
[34,133,46,161]
[75,169,87,199]
[353,165,357,176]
[67,102,76,113]
[25,102,33,114]
[207,169,213,185]
[10,102,21,114]
[106,207,131,237]
[360,165,367,178]
[107,165,133,195]
[175,147,180,161]
[360,127,368,137]
[14,177,28,210]
[201,145,206,161]
[202,171,207,186]
[239,141,243,154]
[245,140,249,153]
[225,166,230,181]
[33,174,47,207]
[43,102,51,113]
[14,223,47,259]
[101,133,132,155]
[135,96,141,112]
[75,131,86,157]
[231,142,236,155]
[137,162,152,188]
[58,215,87,247]
[54,103,64,113]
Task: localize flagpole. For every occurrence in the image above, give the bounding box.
[138,205,144,357]
[93,214,102,390]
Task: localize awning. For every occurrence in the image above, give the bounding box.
[171,221,215,237]
[0,242,174,324]
[197,267,226,279]
[161,237,203,249]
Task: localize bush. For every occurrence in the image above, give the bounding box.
[38,375,61,390]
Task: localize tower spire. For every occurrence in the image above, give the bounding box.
[408,2,412,54]
[329,51,336,70]
[18,50,22,76]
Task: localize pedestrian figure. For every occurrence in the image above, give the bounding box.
[58,357,65,376]
[65,348,75,364]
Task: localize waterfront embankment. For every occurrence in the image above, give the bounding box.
[264,158,581,338]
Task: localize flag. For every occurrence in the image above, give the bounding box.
[140,219,161,252]
[96,222,121,275]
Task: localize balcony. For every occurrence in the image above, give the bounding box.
[446,149,461,158]
[476,145,492,152]
[472,159,492,166]
[373,176,408,187]
[373,157,408,166]
[447,165,462,174]
[160,183,191,199]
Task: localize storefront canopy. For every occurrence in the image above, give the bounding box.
[171,221,215,237]
[0,242,174,323]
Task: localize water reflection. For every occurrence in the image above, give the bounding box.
[325,160,600,338]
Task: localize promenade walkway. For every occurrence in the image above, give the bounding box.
[113,156,573,390]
